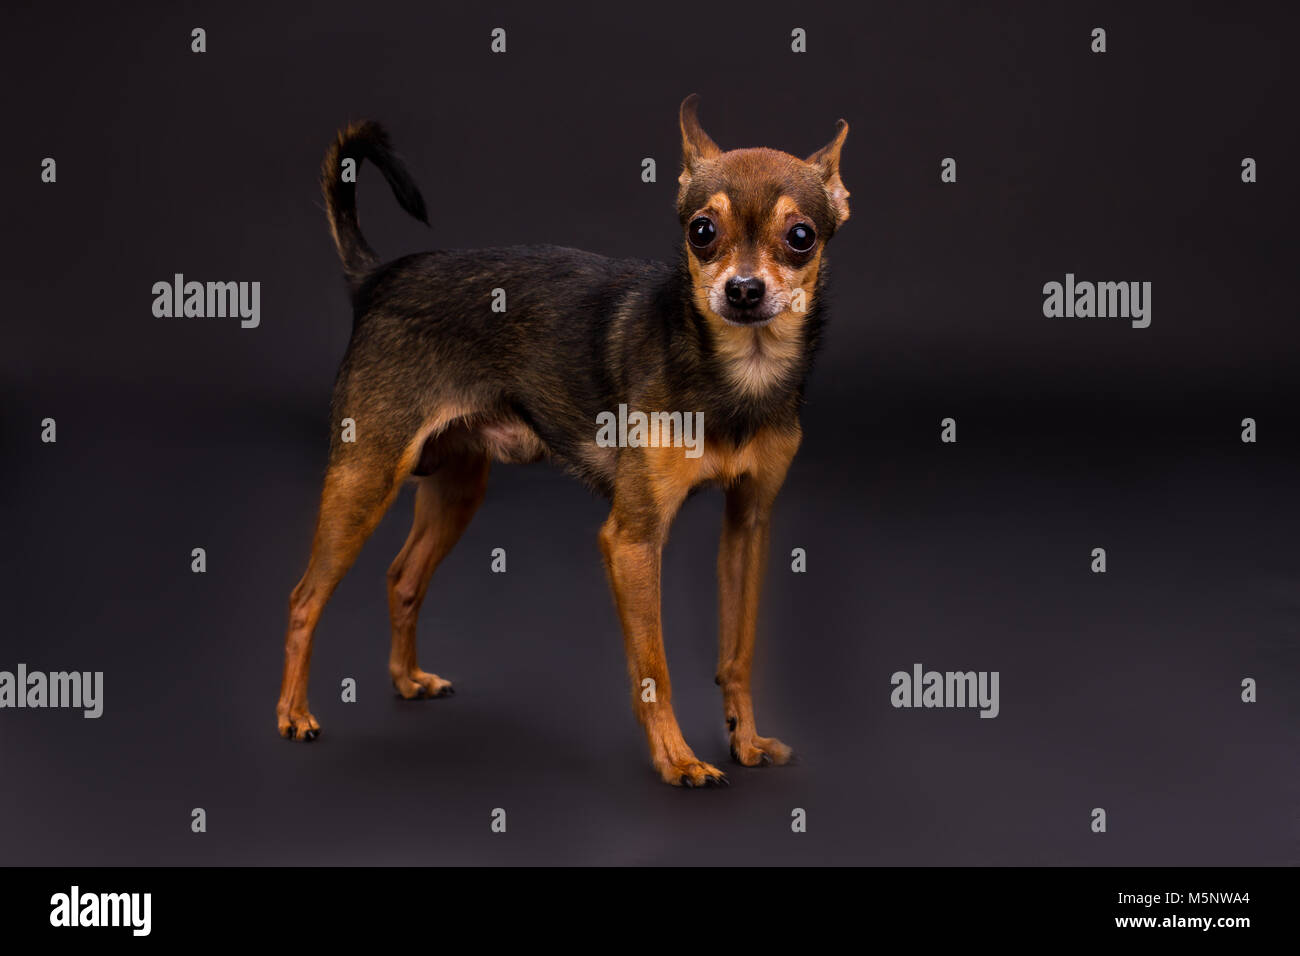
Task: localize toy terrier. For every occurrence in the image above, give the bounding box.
[277,95,851,786]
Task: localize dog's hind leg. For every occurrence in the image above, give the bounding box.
[277,443,414,741]
[386,437,490,699]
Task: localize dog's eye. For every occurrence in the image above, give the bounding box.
[786,223,816,252]
[688,217,716,248]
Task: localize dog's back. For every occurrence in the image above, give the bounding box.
[340,245,679,492]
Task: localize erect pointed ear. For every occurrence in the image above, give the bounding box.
[678,94,721,188]
[806,119,850,227]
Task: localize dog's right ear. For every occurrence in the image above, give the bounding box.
[678,94,721,189]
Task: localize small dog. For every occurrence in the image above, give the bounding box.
[277,95,850,786]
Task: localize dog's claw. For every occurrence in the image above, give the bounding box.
[279,711,321,741]
[729,735,792,767]
[394,671,454,700]
[667,758,728,788]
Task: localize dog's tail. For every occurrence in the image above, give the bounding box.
[321,121,429,288]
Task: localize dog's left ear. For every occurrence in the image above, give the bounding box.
[678,93,721,189]
[806,120,850,227]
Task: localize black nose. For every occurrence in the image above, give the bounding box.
[724,276,765,309]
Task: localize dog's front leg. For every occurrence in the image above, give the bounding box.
[599,475,727,787]
[716,429,800,767]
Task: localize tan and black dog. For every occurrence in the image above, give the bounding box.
[277,95,850,786]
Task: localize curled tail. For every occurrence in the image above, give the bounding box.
[321,121,428,289]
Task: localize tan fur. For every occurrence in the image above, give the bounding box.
[387,455,490,699]
[598,424,800,785]
[716,427,800,767]
[678,124,843,397]
[805,120,851,227]
[278,444,421,739]
[686,203,825,398]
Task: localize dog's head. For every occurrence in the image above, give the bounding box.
[676,94,849,328]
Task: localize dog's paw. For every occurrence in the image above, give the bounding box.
[729,733,792,767]
[278,709,321,741]
[393,669,454,700]
[658,757,729,788]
